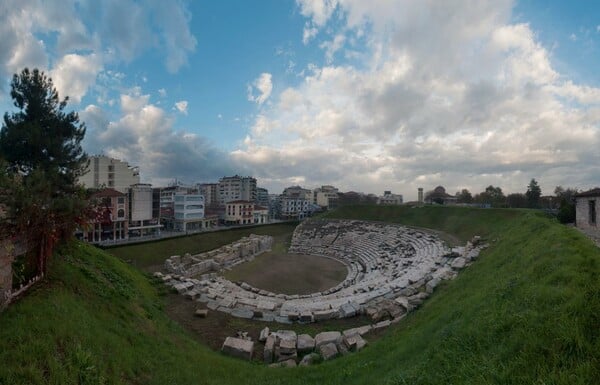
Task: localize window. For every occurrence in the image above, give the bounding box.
[117,209,125,218]
[117,197,125,204]
[589,200,597,225]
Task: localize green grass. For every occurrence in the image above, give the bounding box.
[0,206,598,384]
[105,222,297,270]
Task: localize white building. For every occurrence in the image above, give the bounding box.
[197,183,219,207]
[79,155,140,193]
[128,184,162,237]
[218,175,257,205]
[173,194,205,232]
[378,191,404,205]
[313,185,339,209]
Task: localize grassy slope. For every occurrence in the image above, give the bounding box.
[0,206,597,384]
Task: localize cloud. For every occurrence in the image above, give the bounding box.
[174,100,188,114]
[247,73,273,105]
[569,33,577,41]
[320,34,346,63]
[303,23,319,44]
[51,53,103,103]
[234,1,600,198]
[158,88,167,97]
[81,91,237,184]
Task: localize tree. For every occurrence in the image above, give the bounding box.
[506,193,528,208]
[555,186,578,224]
[474,185,506,207]
[455,189,473,204]
[0,68,88,275]
[525,178,541,208]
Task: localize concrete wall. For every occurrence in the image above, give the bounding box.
[575,196,600,234]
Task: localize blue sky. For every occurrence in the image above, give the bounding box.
[1,0,599,199]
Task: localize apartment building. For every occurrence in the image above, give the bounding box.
[218,176,257,205]
[256,187,269,207]
[173,193,205,232]
[198,183,219,207]
[313,185,339,209]
[83,188,129,242]
[378,191,403,205]
[224,200,255,225]
[79,155,140,193]
[128,184,161,237]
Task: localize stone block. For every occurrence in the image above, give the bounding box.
[259,327,270,342]
[269,359,297,368]
[279,338,296,354]
[194,309,208,318]
[299,311,313,323]
[313,309,338,321]
[425,278,441,294]
[319,342,339,361]
[264,334,276,363]
[221,337,254,361]
[342,325,372,338]
[343,333,367,352]
[299,353,320,366]
[315,331,341,348]
[451,257,466,269]
[275,330,297,341]
[297,334,315,354]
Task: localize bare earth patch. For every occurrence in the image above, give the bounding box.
[223,252,348,295]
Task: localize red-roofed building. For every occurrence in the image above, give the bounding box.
[225,200,255,225]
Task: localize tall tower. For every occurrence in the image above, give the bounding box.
[418,187,423,203]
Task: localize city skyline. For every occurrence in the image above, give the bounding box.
[1,1,599,200]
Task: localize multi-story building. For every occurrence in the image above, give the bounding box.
[256,187,269,207]
[282,186,312,201]
[197,183,219,207]
[173,193,205,232]
[378,191,403,205]
[218,176,257,205]
[253,205,269,224]
[224,200,255,225]
[83,188,129,242]
[79,155,140,193]
[159,185,198,221]
[128,184,161,237]
[313,185,339,209]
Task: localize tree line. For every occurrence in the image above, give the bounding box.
[453,180,577,223]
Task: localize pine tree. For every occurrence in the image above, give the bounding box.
[0,68,88,274]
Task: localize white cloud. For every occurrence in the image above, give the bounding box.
[303,23,319,44]
[247,73,273,105]
[51,53,103,104]
[234,1,600,198]
[320,34,346,63]
[174,100,188,114]
[569,33,577,41]
[158,88,167,97]
[81,91,236,183]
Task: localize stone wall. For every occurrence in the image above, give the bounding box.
[575,196,600,234]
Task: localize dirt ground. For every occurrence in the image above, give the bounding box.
[223,252,348,295]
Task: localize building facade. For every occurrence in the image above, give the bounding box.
[224,200,255,225]
[313,185,339,209]
[198,183,219,207]
[218,176,257,205]
[79,155,140,193]
[84,188,129,242]
[378,191,403,205]
[575,188,600,235]
[128,184,161,237]
[256,187,269,207]
[173,194,205,232]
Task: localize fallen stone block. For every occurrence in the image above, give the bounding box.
[194,309,208,318]
[342,325,372,338]
[344,333,367,352]
[221,337,254,361]
[451,257,466,269]
[426,278,441,294]
[279,338,296,355]
[299,311,313,323]
[319,342,339,361]
[297,334,315,354]
[259,327,270,342]
[372,319,391,330]
[264,334,276,363]
[269,359,297,368]
[313,309,338,321]
[315,331,341,348]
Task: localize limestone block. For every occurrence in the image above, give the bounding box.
[264,334,276,363]
[319,342,339,361]
[315,331,341,348]
[270,359,297,368]
[451,257,466,270]
[297,334,315,354]
[313,309,339,321]
[194,309,208,318]
[342,325,372,338]
[299,311,313,323]
[426,278,441,294]
[343,333,367,352]
[279,338,296,355]
[230,308,253,319]
[221,337,254,361]
[259,327,270,342]
[274,330,297,342]
[372,319,391,330]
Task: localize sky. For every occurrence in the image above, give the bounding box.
[1,0,599,200]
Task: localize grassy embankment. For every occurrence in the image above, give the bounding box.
[0,206,597,384]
